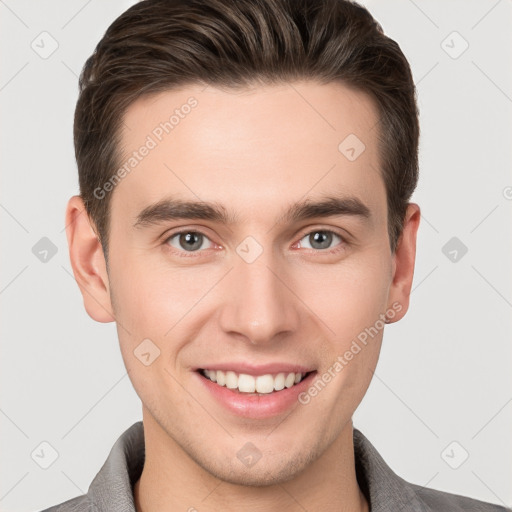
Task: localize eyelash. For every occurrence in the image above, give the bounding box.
[162,228,348,258]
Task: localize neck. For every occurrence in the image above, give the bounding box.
[134,413,369,512]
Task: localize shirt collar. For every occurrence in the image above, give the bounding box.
[353,427,431,512]
[88,421,145,512]
[86,421,429,512]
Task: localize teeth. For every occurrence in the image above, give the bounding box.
[216,370,226,386]
[274,373,285,391]
[225,371,237,389]
[238,373,255,392]
[256,374,274,393]
[285,373,296,388]
[201,369,308,394]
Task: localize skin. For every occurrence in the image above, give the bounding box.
[66,81,420,512]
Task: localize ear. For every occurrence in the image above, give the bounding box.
[65,195,115,322]
[386,203,421,323]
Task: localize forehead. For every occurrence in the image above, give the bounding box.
[111,81,384,225]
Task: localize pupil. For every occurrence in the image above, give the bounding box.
[311,231,331,249]
[180,232,202,251]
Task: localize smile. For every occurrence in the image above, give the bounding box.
[199,369,311,394]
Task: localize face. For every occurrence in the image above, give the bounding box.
[68,81,419,486]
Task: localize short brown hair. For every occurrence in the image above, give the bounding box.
[74,0,419,262]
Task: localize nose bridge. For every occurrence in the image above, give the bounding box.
[219,247,298,344]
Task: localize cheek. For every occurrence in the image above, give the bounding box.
[110,239,392,349]
[292,252,392,342]
[109,247,206,326]
[109,251,226,368]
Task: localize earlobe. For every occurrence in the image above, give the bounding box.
[65,195,115,323]
[386,203,421,324]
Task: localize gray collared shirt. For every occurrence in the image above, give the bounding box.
[41,421,510,512]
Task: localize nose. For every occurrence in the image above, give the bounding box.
[218,250,300,346]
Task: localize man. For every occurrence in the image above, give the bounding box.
[42,0,509,510]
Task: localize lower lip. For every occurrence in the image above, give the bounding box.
[195,370,317,419]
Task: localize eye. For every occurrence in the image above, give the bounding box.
[164,231,214,252]
[297,230,344,251]
[163,228,346,256]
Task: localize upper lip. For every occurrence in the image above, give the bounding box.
[194,362,315,376]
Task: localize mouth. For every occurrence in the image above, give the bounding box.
[197,368,314,396]
[193,362,318,419]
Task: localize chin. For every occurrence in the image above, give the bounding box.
[218,463,301,487]
[197,449,316,488]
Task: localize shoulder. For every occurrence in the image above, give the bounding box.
[37,421,144,512]
[409,481,511,512]
[38,494,98,512]
[352,427,510,512]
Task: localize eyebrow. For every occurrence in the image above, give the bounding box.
[133,194,371,229]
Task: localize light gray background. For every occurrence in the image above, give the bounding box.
[1,1,511,511]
